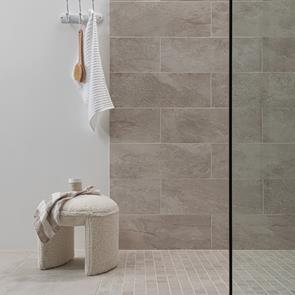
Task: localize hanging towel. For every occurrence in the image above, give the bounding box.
[33,186,100,243]
[80,10,114,131]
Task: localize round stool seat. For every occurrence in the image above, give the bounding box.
[59,195,119,226]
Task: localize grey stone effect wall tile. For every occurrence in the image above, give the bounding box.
[161,109,228,143]
[264,179,295,214]
[233,144,263,179]
[110,73,211,108]
[212,2,229,37]
[263,108,295,143]
[233,38,262,72]
[233,144,295,179]
[110,108,160,143]
[233,73,266,108]
[111,178,161,214]
[233,179,263,214]
[109,0,231,250]
[233,107,262,143]
[120,215,211,249]
[262,144,295,178]
[160,144,211,178]
[263,38,295,72]
[262,0,295,38]
[110,38,160,73]
[233,2,263,37]
[161,38,229,73]
[161,179,228,214]
[110,2,211,37]
[265,73,295,107]
[212,214,229,249]
[234,73,295,108]
[110,144,161,178]
[233,215,295,250]
[212,144,229,178]
[212,73,229,107]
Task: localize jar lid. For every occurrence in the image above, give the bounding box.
[68,178,82,184]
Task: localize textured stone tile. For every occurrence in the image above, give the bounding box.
[212,144,229,178]
[212,74,229,107]
[233,144,295,179]
[263,108,295,143]
[233,108,262,143]
[233,73,266,108]
[263,38,295,72]
[159,74,211,107]
[111,178,160,214]
[232,144,262,179]
[110,2,211,37]
[212,2,229,37]
[233,38,262,72]
[233,215,295,249]
[161,38,228,73]
[110,109,160,143]
[120,215,211,249]
[264,73,295,107]
[233,2,263,37]
[264,179,295,214]
[110,144,161,178]
[160,144,211,178]
[110,73,211,108]
[110,38,160,72]
[161,109,228,143]
[232,179,263,214]
[161,179,228,214]
[262,144,295,178]
[212,214,229,249]
[262,0,295,37]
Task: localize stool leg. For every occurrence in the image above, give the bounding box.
[85,214,119,276]
[38,226,74,270]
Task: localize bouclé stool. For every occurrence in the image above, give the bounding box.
[38,195,119,276]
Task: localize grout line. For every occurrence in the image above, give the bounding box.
[262,178,265,214]
[210,215,213,249]
[210,73,213,107]
[159,37,162,73]
[210,1,213,38]
[210,144,213,179]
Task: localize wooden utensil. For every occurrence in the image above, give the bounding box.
[73,29,86,83]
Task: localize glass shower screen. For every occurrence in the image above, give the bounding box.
[231,0,295,293]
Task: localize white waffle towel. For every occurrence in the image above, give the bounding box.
[81,10,114,131]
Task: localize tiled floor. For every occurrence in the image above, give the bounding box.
[233,250,295,295]
[0,250,295,295]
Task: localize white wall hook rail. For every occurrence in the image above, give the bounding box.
[60,13,103,24]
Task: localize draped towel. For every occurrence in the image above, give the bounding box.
[34,186,100,243]
[81,10,114,131]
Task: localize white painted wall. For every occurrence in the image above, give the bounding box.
[0,0,110,250]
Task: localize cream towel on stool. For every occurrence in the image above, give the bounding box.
[81,9,114,131]
[34,186,100,243]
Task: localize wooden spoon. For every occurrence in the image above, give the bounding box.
[73,29,86,83]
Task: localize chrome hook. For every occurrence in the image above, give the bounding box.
[92,0,95,11]
[78,0,83,24]
[65,0,70,21]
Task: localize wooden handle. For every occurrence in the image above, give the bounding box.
[78,29,84,64]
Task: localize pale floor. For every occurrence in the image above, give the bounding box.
[0,250,294,295]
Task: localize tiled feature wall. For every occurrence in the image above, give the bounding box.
[110,0,229,249]
[233,0,295,249]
